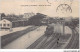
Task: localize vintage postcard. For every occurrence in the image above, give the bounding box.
[0,0,79,49]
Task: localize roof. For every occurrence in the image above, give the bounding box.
[0,19,11,23]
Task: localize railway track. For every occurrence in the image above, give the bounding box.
[65,28,79,49]
[27,33,64,49]
[27,26,78,49]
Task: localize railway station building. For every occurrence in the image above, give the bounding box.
[0,19,12,30]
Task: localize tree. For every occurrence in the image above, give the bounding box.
[28,13,45,26]
[1,13,6,17]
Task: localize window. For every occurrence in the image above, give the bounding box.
[0,24,2,26]
[7,24,9,26]
[3,24,6,27]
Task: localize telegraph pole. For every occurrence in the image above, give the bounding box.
[63,18,65,35]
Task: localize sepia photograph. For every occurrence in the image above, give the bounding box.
[0,0,79,49]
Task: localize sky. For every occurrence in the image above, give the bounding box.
[0,0,79,17]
